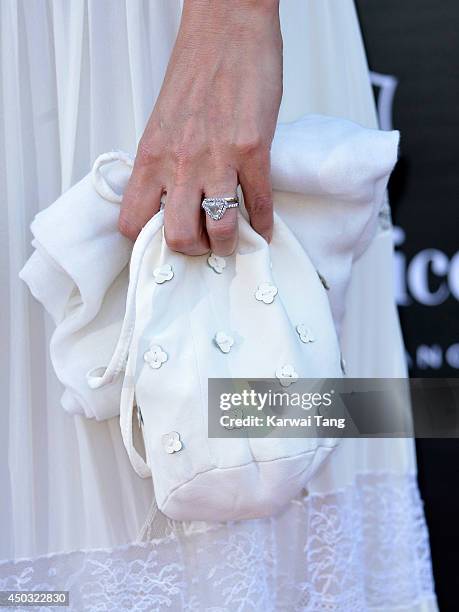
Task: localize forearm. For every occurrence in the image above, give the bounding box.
[159,0,282,135]
[120,0,283,254]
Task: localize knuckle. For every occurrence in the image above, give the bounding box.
[237,137,263,157]
[236,131,268,157]
[136,138,162,167]
[165,228,198,253]
[118,213,140,240]
[248,193,273,215]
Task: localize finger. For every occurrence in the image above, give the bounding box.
[164,185,209,255]
[238,149,273,243]
[204,175,239,256]
[119,162,164,241]
[205,206,238,256]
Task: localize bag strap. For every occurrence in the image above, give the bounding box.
[91,151,133,203]
[119,375,152,478]
[86,152,164,390]
[87,152,162,478]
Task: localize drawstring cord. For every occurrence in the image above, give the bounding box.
[87,152,163,479]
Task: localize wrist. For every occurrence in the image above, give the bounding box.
[180,0,280,42]
[182,0,279,15]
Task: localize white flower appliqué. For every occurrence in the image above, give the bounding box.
[276,364,299,387]
[255,282,278,304]
[162,431,182,454]
[207,253,226,274]
[144,345,168,369]
[153,264,174,284]
[296,324,315,343]
[214,331,234,354]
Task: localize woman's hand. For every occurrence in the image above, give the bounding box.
[119,0,282,256]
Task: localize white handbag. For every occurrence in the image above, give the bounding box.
[88,195,343,522]
[21,114,399,523]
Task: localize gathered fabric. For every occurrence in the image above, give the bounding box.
[20,115,399,421]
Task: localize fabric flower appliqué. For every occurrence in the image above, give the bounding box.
[207,253,226,274]
[276,364,299,387]
[214,331,234,354]
[255,282,278,304]
[153,264,174,284]
[162,431,182,454]
[144,345,168,369]
[296,324,315,344]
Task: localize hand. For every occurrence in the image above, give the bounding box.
[119,0,282,256]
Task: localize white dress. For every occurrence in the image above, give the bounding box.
[0,1,437,610]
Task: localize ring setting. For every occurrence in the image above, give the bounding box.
[201,196,239,221]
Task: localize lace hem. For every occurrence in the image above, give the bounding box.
[0,473,436,612]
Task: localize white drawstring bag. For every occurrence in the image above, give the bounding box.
[88,191,343,522]
[20,114,399,523]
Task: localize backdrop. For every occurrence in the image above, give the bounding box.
[356,2,459,610]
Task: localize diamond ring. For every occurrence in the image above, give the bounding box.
[201,196,239,221]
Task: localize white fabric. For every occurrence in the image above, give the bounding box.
[0,0,437,610]
[0,473,436,612]
[19,116,398,522]
[19,116,399,421]
[116,210,342,520]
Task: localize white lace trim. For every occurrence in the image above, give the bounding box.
[0,473,436,611]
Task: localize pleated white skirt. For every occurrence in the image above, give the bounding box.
[0,1,437,609]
